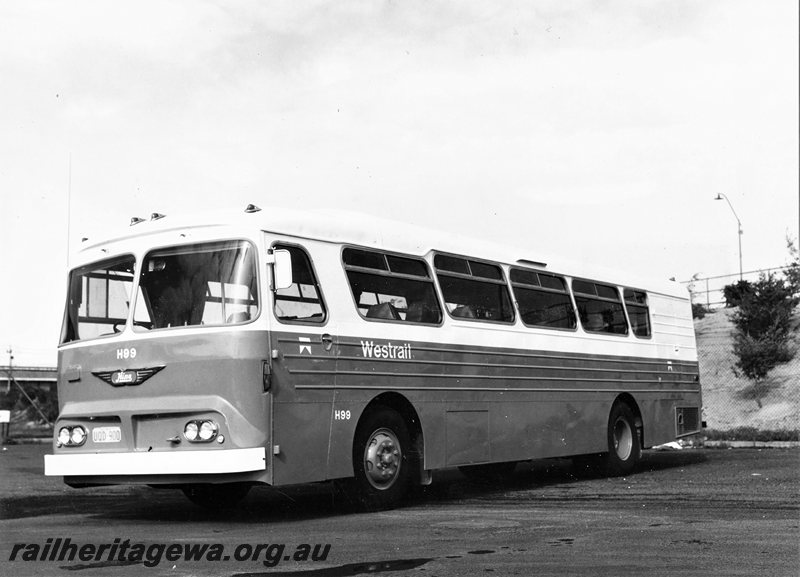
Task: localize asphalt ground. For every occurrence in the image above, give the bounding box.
[1,444,798,577]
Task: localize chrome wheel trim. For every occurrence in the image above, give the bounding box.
[363,428,402,490]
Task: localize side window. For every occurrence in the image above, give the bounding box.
[510,269,576,330]
[273,245,326,323]
[342,248,442,324]
[572,279,628,335]
[434,254,514,323]
[624,288,651,338]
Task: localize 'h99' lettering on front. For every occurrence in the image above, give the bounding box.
[116,348,137,360]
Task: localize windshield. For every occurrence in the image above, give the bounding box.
[133,240,259,330]
[62,255,136,343]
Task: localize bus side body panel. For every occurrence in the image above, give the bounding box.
[272,331,700,482]
[334,337,699,470]
[266,239,701,485]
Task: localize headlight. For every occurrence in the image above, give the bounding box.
[58,427,71,446]
[198,421,218,441]
[57,425,87,447]
[70,426,87,446]
[183,419,219,442]
[184,421,199,441]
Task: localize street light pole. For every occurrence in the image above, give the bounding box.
[714,193,743,280]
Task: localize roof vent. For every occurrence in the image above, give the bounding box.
[245,204,262,214]
[130,217,146,226]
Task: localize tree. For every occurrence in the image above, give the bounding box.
[729,272,798,407]
[723,280,754,308]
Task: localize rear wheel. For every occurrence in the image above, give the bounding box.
[181,483,251,510]
[604,402,641,476]
[352,408,412,510]
[572,402,641,477]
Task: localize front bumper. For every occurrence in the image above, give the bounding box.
[44,447,266,477]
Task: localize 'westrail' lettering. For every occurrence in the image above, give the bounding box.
[360,341,412,360]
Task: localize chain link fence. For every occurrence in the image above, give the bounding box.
[686,266,799,435]
[684,266,791,310]
[694,306,799,435]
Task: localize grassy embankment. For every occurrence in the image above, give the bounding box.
[695,307,799,441]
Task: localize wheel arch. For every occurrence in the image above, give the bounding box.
[357,392,425,484]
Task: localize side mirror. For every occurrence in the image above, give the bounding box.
[271,249,293,291]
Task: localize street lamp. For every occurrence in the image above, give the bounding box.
[714,193,743,280]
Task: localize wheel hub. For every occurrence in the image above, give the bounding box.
[364,430,401,489]
[613,417,633,461]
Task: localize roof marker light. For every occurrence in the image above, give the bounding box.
[245,204,261,214]
[150,212,166,221]
[130,217,146,226]
[516,259,548,268]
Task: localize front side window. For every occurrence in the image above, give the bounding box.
[434,254,514,323]
[572,279,628,335]
[510,268,576,330]
[133,241,258,330]
[61,255,136,343]
[343,248,442,324]
[273,244,326,323]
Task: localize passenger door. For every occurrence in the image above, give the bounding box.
[266,242,337,485]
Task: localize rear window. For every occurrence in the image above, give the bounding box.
[624,288,651,338]
[572,279,628,335]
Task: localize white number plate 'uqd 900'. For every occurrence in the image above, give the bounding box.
[92,427,122,443]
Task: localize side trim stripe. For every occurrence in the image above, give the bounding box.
[289,368,696,386]
[285,353,698,375]
[294,385,698,393]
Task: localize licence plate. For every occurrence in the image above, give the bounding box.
[92,426,122,443]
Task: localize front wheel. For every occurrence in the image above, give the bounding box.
[352,408,412,510]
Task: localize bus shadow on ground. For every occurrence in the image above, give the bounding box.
[0,450,707,523]
[413,450,709,503]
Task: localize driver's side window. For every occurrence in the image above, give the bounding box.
[273,245,327,324]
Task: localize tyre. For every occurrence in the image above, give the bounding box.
[604,402,641,476]
[352,407,412,510]
[181,483,251,510]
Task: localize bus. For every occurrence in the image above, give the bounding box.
[45,205,702,509]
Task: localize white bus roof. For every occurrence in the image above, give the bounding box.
[77,205,687,299]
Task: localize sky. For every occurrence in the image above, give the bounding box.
[1,0,798,367]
